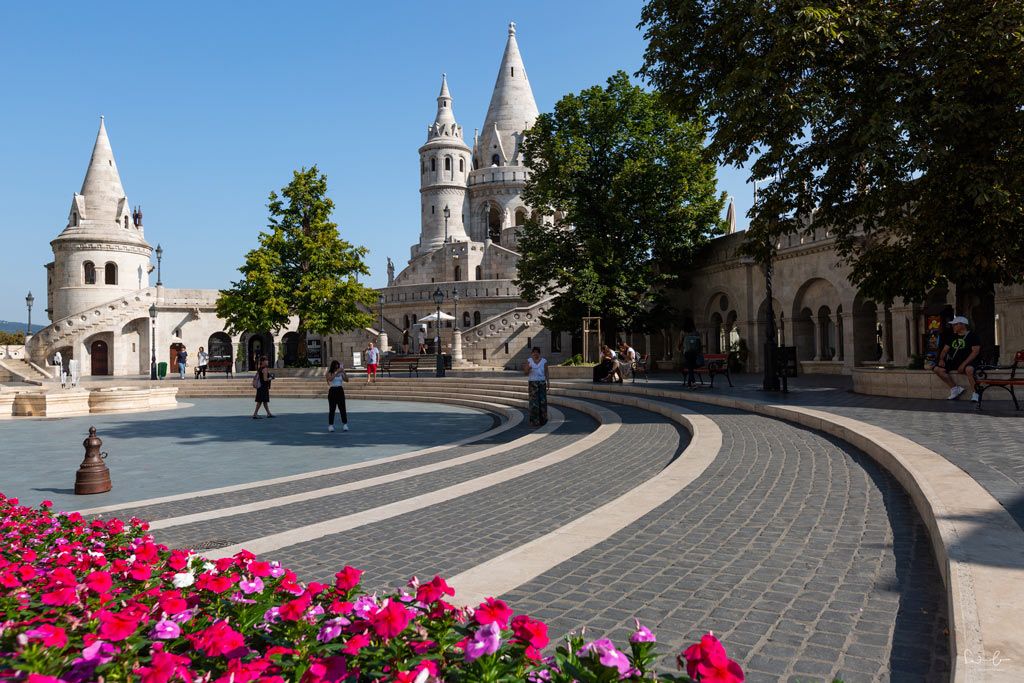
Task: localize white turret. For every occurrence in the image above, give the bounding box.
[467,22,539,246]
[47,118,153,321]
[416,74,471,256]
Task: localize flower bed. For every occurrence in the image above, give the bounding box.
[0,493,746,682]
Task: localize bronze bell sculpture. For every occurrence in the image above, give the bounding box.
[74,426,112,495]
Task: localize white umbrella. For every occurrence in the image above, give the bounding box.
[418,311,455,323]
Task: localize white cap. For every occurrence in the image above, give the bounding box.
[950,316,969,326]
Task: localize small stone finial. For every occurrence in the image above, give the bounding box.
[508,21,516,36]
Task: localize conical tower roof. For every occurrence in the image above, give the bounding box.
[57,117,146,244]
[476,22,539,167]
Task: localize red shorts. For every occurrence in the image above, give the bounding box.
[367,363,378,374]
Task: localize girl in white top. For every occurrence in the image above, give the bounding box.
[522,346,550,427]
[325,360,349,432]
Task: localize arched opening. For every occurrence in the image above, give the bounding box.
[514,208,528,226]
[491,154,500,166]
[71,211,78,226]
[208,332,232,373]
[708,312,724,354]
[282,332,300,367]
[444,157,451,171]
[488,206,502,243]
[123,216,129,229]
[430,158,436,172]
[459,158,465,173]
[104,262,117,285]
[246,333,274,371]
[403,314,410,330]
[168,342,184,375]
[817,305,835,360]
[475,265,482,280]
[453,265,461,281]
[90,340,108,376]
[463,311,471,328]
[473,311,481,326]
[792,278,842,363]
[83,261,96,285]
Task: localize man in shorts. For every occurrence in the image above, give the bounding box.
[365,340,380,384]
[932,315,982,401]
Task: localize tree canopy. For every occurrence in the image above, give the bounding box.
[216,167,374,354]
[516,71,724,338]
[640,0,1024,307]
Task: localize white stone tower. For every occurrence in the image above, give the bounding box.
[468,21,540,246]
[416,74,471,256]
[47,117,152,321]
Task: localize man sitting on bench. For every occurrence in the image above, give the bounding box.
[932,315,982,402]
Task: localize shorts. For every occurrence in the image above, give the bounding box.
[367,363,378,374]
[940,360,974,373]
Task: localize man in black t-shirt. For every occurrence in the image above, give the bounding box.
[932,316,982,401]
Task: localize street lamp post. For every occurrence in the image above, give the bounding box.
[762,255,781,392]
[155,244,163,286]
[442,206,451,283]
[149,304,158,380]
[25,292,33,337]
[377,293,387,352]
[432,287,445,377]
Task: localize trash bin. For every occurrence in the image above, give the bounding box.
[158,362,168,379]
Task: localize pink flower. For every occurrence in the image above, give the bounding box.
[85,570,113,593]
[511,614,549,650]
[342,632,371,655]
[239,576,264,594]
[191,620,246,658]
[98,610,140,642]
[630,619,656,643]
[248,560,272,577]
[41,586,77,606]
[317,617,350,643]
[416,575,454,604]
[334,565,363,592]
[369,599,414,639]
[474,597,513,628]
[681,633,745,683]
[152,619,181,640]
[580,638,632,677]
[24,624,68,648]
[464,621,502,661]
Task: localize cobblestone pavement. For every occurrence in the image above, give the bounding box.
[622,374,1024,531]
[502,401,949,683]
[150,407,597,550]
[270,401,686,587]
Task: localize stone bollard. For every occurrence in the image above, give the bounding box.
[74,426,112,495]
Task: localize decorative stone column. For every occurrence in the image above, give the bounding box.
[833,315,842,361]
[812,318,822,361]
[378,332,389,354]
[452,329,464,362]
[876,307,891,364]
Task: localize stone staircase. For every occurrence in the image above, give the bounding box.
[456,297,556,368]
[26,288,157,366]
[0,358,53,383]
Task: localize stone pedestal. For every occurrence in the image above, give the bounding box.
[379,332,389,353]
[452,329,463,362]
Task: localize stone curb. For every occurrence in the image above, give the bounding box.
[564,381,1024,683]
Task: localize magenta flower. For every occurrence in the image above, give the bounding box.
[152,619,181,640]
[630,619,656,643]
[263,606,281,623]
[317,617,350,643]
[579,638,633,677]
[353,595,378,619]
[465,621,502,662]
[239,576,264,594]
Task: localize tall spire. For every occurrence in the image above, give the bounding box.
[80,116,127,217]
[476,21,539,167]
[726,197,737,234]
[427,73,465,143]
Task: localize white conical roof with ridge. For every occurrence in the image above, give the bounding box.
[475,22,539,167]
[57,117,147,244]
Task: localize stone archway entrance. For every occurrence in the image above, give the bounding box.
[247,333,275,370]
[90,340,108,376]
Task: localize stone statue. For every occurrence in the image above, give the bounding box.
[387,257,395,286]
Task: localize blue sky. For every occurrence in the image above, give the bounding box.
[0,1,756,323]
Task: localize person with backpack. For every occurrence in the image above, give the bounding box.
[325,359,349,432]
[251,356,274,419]
[679,320,703,389]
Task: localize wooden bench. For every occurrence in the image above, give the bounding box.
[693,353,733,389]
[975,350,1024,411]
[381,356,420,377]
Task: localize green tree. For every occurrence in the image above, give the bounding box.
[516,71,724,342]
[0,331,25,345]
[216,167,374,361]
[640,0,1024,338]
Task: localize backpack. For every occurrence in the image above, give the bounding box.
[252,373,260,389]
[683,333,702,354]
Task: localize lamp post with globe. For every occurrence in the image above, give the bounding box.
[432,287,445,377]
[25,292,33,337]
[149,304,158,380]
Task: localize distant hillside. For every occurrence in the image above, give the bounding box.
[0,321,44,335]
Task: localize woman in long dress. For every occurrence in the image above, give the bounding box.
[523,346,549,427]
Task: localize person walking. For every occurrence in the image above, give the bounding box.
[522,346,549,427]
[932,315,982,401]
[177,345,188,380]
[252,356,274,419]
[679,320,702,388]
[197,346,209,379]
[53,351,65,388]
[365,341,380,384]
[325,360,349,432]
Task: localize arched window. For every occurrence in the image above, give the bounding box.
[71,212,78,226]
[514,208,527,226]
[491,154,500,166]
[453,265,461,281]
[473,311,481,326]
[123,215,129,229]
[420,159,425,175]
[488,206,502,243]
[430,158,436,172]
[459,158,465,173]
[475,265,482,280]
[463,312,471,328]
[104,262,117,285]
[403,314,410,330]
[444,157,451,171]
[83,261,96,285]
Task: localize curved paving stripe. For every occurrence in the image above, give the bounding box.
[447,399,721,606]
[500,401,949,683]
[147,408,566,529]
[260,400,686,590]
[203,398,619,559]
[77,399,521,518]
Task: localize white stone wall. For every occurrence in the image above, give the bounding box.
[49,241,152,322]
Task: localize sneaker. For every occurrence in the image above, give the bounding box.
[948,386,965,400]
[971,392,980,402]
[342,424,349,432]
[328,425,335,432]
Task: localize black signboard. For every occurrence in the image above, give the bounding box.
[776,346,799,378]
